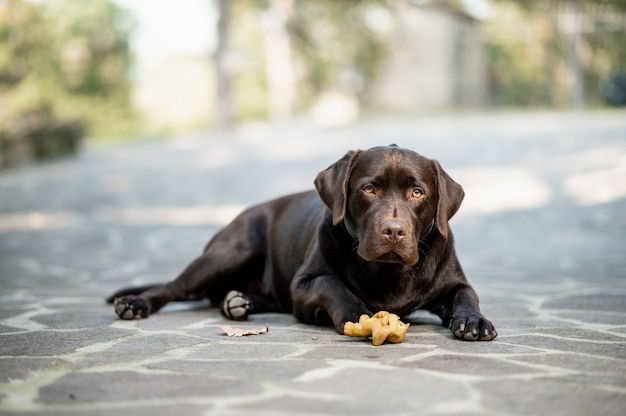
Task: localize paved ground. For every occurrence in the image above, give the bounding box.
[0,111,625,415]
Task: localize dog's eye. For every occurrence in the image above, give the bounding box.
[363,185,375,194]
[412,188,423,198]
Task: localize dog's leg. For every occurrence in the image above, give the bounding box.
[111,253,238,320]
[431,285,497,341]
[291,275,372,334]
[106,284,165,303]
[111,215,268,320]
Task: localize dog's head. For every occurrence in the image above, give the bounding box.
[314,145,464,266]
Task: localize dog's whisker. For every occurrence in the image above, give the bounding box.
[418,239,432,257]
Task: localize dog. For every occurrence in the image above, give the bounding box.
[107,145,497,341]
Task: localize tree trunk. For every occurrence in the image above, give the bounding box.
[214,0,235,128]
[262,0,296,121]
[562,0,585,108]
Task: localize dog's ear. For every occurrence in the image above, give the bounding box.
[432,160,464,238]
[314,150,361,225]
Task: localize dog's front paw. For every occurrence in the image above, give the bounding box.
[449,314,497,341]
[114,296,150,320]
[220,290,252,321]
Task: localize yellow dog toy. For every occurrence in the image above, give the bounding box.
[343,311,409,346]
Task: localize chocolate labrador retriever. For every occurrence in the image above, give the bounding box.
[108,145,497,341]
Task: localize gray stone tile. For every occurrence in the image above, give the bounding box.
[406,354,539,376]
[542,294,626,312]
[555,373,626,388]
[0,358,59,384]
[489,318,577,330]
[0,329,131,357]
[74,334,209,369]
[478,303,536,320]
[500,335,626,358]
[556,311,626,325]
[0,325,22,333]
[149,358,324,382]
[1,405,211,416]
[297,343,436,363]
[610,326,626,333]
[405,334,544,355]
[268,327,344,344]
[232,395,409,416]
[36,371,261,404]
[507,353,626,389]
[477,377,626,416]
[32,305,117,330]
[182,341,299,360]
[287,367,469,412]
[530,327,626,342]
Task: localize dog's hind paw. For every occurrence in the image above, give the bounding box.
[114,296,150,320]
[220,290,252,321]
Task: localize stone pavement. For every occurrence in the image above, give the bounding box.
[0,111,625,415]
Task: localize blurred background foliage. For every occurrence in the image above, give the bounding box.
[0,0,136,167]
[229,0,387,119]
[0,0,625,168]
[283,0,387,110]
[487,0,626,107]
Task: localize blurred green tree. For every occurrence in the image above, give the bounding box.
[0,0,136,167]
[486,0,626,107]
[228,0,387,120]
[289,0,387,107]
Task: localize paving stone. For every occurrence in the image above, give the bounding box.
[181,341,300,360]
[474,303,535,320]
[0,328,131,357]
[405,334,544,355]
[491,318,577,329]
[555,373,626,388]
[0,358,59,384]
[32,304,117,330]
[610,326,626,333]
[406,354,539,376]
[288,366,469,411]
[268,327,344,344]
[530,327,626,342]
[0,325,21,333]
[1,405,212,416]
[74,333,209,369]
[557,311,626,325]
[297,343,436,364]
[36,371,261,404]
[232,395,407,416]
[477,377,626,416]
[542,294,626,312]
[149,358,325,382]
[507,353,626,380]
[500,335,626,359]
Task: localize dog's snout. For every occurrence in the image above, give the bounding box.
[381,220,406,243]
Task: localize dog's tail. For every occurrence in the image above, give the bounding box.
[105,284,164,303]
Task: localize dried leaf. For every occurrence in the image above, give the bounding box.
[220,324,269,337]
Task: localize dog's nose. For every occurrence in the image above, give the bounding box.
[381,220,406,243]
